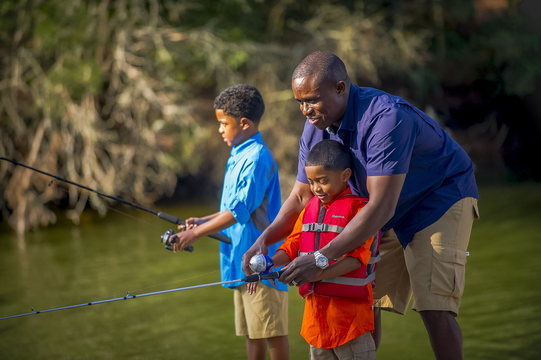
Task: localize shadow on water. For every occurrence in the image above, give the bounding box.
[1,183,541,359]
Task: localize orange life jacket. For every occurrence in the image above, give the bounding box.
[298,194,380,300]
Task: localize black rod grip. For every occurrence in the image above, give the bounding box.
[165,244,194,252]
[206,232,232,244]
[244,270,284,283]
[158,212,183,225]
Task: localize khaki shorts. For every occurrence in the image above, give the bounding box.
[234,283,288,339]
[374,197,479,316]
[309,332,376,360]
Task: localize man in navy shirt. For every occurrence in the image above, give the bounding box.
[242,51,479,360]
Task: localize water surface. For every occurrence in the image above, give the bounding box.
[1,185,541,359]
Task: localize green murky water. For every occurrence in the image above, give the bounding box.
[1,185,541,359]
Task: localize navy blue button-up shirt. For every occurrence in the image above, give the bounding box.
[297,85,479,248]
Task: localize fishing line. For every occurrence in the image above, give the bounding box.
[0,271,284,320]
[120,261,250,296]
[126,269,222,295]
[0,157,231,244]
[53,184,164,230]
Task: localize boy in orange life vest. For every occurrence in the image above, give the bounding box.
[249,139,380,359]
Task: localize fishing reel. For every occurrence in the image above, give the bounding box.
[249,254,274,274]
[161,229,194,252]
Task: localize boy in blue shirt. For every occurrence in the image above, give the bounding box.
[172,84,289,360]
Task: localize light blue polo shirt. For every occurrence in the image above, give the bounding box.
[297,85,479,248]
[219,132,287,291]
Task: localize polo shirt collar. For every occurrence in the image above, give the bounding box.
[326,84,359,136]
[230,132,262,156]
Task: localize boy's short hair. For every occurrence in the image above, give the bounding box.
[213,84,265,123]
[306,140,353,171]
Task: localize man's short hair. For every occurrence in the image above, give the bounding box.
[214,84,265,123]
[305,140,353,171]
[292,51,350,86]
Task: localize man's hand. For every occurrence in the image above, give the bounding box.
[172,229,199,252]
[241,241,269,276]
[241,181,313,276]
[278,254,323,287]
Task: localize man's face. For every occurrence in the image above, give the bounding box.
[292,75,348,130]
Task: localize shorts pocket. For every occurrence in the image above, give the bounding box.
[430,245,467,298]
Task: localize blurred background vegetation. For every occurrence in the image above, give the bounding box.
[1,0,540,235]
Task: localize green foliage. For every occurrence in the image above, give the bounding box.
[1,0,540,234]
[443,10,541,96]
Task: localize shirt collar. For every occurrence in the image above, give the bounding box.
[322,186,352,209]
[326,84,358,136]
[230,132,262,157]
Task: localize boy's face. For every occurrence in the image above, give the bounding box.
[305,165,351,203]
[215,109,245,147]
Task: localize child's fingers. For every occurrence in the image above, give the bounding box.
[247,281,259,295]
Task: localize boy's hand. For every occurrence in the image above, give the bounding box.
[247,274,279,295]
[172,229,199,252]
[247,281,259,295]
[178,217,205,231]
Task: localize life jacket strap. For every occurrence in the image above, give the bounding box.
[368,254,381,264]
[302,223,345,233]
[320,272,376,286]
[299,252,380,263]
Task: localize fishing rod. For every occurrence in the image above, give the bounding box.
[0,270,284,321]
[0,157,231,248]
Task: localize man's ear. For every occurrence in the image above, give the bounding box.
[335,81,346,95]
[342,168,352,182]
[239,117,252,130]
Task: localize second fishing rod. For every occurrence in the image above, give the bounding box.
[0,157,231,250]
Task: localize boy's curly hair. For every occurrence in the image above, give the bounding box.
[214,84,265,123]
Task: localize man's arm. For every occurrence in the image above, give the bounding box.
[241,180,313,275]
[312,256,362,282]
[279,173,406,286]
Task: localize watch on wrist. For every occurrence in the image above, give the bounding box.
[314,250,329,270]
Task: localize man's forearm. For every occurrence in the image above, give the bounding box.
[259,196,305,247]
[320,201,392,260]
[313,256,362,282]
[320,174,404,261]
[258,181,312,247]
